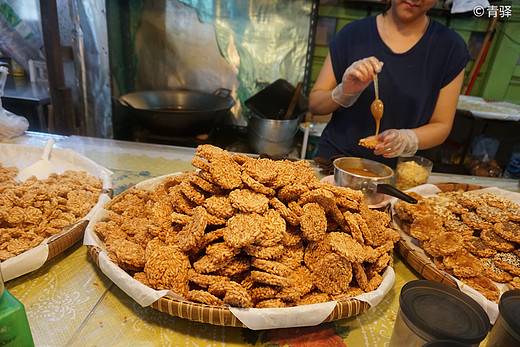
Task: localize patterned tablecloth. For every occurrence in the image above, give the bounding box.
[3,132,519,346]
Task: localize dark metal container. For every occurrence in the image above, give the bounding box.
[485,289,520,346]
[389,280,490,347]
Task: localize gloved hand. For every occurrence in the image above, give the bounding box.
[331,57,383,108]
[331,84,361,108]
[374,129,418,158]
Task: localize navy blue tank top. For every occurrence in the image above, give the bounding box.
[316,15,470,167]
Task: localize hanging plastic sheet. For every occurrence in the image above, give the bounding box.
[133,0,313,125]
[0,0,112,139]
[0,0,44,71]
[68,0,112,138]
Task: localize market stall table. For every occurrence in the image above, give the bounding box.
[2,132,519,346]
[449,95,520,174]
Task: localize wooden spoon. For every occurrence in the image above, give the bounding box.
[284,81,303,120]
[370,74,384,137]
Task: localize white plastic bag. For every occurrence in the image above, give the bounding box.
[0,108,29,140]
[0,65,29,140]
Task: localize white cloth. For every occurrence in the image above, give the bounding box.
[450,0,490,14]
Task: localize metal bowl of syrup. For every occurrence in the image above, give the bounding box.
[333,157,417,205]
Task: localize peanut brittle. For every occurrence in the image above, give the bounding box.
[493,221,520,243]
[460,276,500,302]
[464,236,497,258]
[93,144,399,308]
[358,137,381,149]
[424,232,463,257]
[443,251,483,277]
[481,229,516,253]
[0,165,103,261]
[481,257,513,283]
[394,188,520,303]
[494,252,520,276]
[508,276,520,290]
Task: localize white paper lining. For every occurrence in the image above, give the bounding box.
[390,183,520,324]
[0,143,113,281]
[84,172,396,330]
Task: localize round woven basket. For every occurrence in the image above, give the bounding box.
[87,182,385,327]
[395,182,485,289]
[86,245,371,327]
[47,219,90,260]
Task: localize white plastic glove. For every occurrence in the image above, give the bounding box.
[374,129,418,158]
[331,57,383,108]
[331,83,361,107]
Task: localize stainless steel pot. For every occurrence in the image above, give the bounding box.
[333,157,417,205]
[248,112,303,156]
[118,88,235,136]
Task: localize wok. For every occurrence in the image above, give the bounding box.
[118,88,235,136]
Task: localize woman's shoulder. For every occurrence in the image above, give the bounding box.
[428,18,466,45]
[332,16,376,48]
[336,16,376,37]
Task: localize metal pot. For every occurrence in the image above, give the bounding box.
[333,157,417,205]
[248,112,303,156]
[118,88,235,136]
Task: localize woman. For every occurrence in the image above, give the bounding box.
[309,0,470,166]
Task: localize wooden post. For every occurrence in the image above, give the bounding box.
[39,0,77,135]
[461,16,498,95]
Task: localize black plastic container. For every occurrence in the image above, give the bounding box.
[485,289,520,346]
[245,79,308,120]
[389,280,490,347]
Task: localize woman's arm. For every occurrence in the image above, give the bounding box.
[308,54,340,115]
[309,53,383,115]
[414,69,465,149]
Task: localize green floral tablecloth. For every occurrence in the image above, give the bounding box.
[5,143,421,347]
[9,133,512,346]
